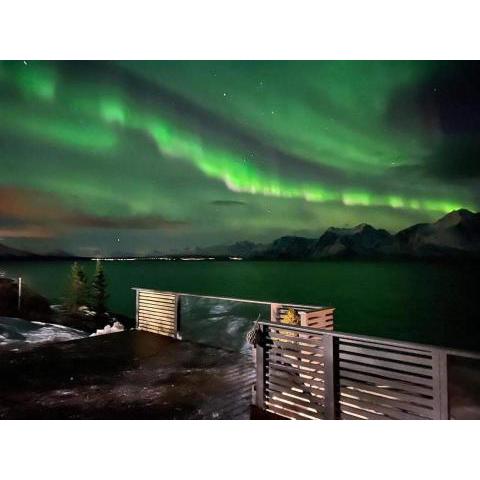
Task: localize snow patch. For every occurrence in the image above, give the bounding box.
[0,317,86,346]
[90,321,125,336]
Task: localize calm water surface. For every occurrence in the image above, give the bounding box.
[1,260,478,351]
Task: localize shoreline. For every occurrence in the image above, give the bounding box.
[0,276,134,336]
[3,255,480,265]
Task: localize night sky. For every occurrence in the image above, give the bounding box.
[1,60,479,256]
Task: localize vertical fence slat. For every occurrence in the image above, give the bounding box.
[432,350,442,419]
[255,325,266,410]
[175,294,180,338]
[324,334,339,419]
[271,304,279,323]
[425,349,450,420]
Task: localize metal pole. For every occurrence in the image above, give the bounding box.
[18,277,22,312]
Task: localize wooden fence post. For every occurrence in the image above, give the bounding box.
[271,303,279,323]
[433,350,449,419]
[439,352,449,419]
[323,334,339,419]
[255,324,266,410]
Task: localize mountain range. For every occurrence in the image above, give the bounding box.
[1,209,479,260]
[0,243,36,258]
[0,244,73,259]
[191,209,480,260]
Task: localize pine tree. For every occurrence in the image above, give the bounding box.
[66,262,89,312]
[91,260,108,316]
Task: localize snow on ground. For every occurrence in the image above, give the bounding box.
[90,321,125,336]
[0,316,86,347]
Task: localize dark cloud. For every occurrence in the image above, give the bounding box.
[386,62,480,135]
[72,214,188,230]
[210,200,247,206]
[0,187,188,238]
[432,62,480,135]
[426,136,480,180]
[386,61,480,181]
[385,83,439,137]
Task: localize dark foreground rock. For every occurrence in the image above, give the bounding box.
[0,277,51,322]
[0,330,255,419]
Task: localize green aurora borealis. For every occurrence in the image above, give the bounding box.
[1,60,479,255]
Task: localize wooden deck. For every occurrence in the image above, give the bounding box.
[0,331,255,419]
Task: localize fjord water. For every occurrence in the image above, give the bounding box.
[1,259,479,351]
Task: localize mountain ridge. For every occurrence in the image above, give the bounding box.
[0,243,36,258]
[191,209,480,260]
[2,209,479,260]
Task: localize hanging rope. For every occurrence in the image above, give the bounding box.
[246,314,263,347]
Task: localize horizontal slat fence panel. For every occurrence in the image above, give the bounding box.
[262,324,326,419]
[136,289,178,338]
[271,304,335,331]
[304,308,335,330]
[253,321,456,420]
[337,337,436,420]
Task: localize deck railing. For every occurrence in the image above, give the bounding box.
[254,321,480,420]
[132,288,480,420]
[133,287,334,339]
